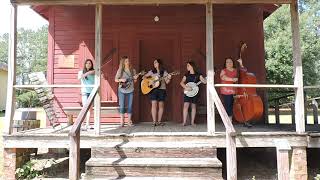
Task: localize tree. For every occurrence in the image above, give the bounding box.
[16,26,48,85]
[0,33,8,64]
[264,3,320,102]
[0,25,48,107]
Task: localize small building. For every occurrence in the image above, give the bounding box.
[3,0,318,180]
[0,63,8,111]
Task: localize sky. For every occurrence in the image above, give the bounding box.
[0,0,48,35]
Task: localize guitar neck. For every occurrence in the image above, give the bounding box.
[155,73,177,82]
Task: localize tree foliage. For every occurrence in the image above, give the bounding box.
[0,25,48,107]
[0,33,8,64]
[264,2,320,100]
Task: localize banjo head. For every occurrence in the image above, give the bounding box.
[184,82,199,97]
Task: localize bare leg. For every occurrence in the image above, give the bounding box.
[151,101,158,125]
[158,101,164,125]
[120,114,125,127]
[85,111,90,129]
[183,102,190,126]
[128,113,133,126]
[191,103,197,125]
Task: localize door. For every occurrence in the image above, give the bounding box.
[138,38,181,122]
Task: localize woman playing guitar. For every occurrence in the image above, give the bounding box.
[143,58,172,126]
[180,61,206,126]
[220,57,252,127]
[115,56,139,127]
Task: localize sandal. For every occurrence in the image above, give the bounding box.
[156,121,165,126]
[152,121,157,127]
[128,120,134,127]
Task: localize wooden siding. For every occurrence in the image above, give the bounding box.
[49,4,266,123]
[0,70,8,111]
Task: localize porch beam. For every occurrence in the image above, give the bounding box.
[206,2,215,134]
[12,0,293,5]
[4,3,17,135]
[94,4,102,135]
[290,0,305,133]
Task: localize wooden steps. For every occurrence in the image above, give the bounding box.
[84,142,222,179]
[82,176,217,180]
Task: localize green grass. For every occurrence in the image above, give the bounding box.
[268,114,320,124]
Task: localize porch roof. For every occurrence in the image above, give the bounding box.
[12,0,293,5]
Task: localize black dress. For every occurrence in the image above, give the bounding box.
[183,73,202,104]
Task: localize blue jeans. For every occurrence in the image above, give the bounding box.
[222,94,234,116]
[118,91,133,114]
[81,93,90,106]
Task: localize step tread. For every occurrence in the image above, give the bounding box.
[82,176,221,180]
[86,157,222,167]
[92,141,216,148]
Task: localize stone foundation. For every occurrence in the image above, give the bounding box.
[3,148,36,180]
[290,147,308,180]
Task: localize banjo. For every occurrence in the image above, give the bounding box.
[184,77,206,97]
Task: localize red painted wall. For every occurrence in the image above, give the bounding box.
[47,5,266,123]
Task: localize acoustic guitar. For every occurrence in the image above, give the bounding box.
[119,70,146,89]
[141,71,180,95]
[184,77,206,97]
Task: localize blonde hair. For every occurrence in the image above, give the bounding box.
[118,56,133,77]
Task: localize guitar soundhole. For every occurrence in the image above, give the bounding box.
[149,85,153,88]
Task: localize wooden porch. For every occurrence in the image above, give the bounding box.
[3,122,320,149]
[4,0,316,179]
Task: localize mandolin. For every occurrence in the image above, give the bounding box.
[119,70,146,89]
[141,71,180,95]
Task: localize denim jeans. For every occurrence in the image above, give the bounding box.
[222,94,234,116]
[118,91,133,114]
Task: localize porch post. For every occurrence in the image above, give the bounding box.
[290,0,305,133]
[94,4,102,135]
[206,2,215,134]
[4,3,17,135]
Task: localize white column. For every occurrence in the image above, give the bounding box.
[206,2,215,134]
[4,3,17,135]
[290,0,305,133]
[94,4,102,135]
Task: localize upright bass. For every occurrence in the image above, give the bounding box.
[233,42,264,122]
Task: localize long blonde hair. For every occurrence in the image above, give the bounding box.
[118,56,133,77]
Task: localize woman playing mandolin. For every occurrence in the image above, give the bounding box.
[115,56,139,127]
[220,57,252,127]
[143,59,172,126]
[180,61,206,126]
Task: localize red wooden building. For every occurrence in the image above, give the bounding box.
[4,1,315,180]
[34,4,275,124]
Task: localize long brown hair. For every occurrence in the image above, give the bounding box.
[118,56,133,77]
[186,60,198,75]
[82,59,94,74]
[152,58,165,76]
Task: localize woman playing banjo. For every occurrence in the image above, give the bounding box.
[180,61,206,126]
